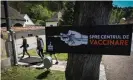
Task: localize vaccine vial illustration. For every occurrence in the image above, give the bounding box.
[48,42,53,51]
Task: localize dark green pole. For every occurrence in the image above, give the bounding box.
[3,1,10,31]
[3,1,17,66]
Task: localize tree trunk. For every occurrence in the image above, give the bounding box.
[65,1,112,80]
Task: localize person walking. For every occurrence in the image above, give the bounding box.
[49,53,59,64]
[20,36,30,59]
[36,35,44,59]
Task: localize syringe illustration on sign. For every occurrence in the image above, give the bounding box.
[48,30,88,46]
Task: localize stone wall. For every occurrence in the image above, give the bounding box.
[1,38,8,59]
[1,38,11,70]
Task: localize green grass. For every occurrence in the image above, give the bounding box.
[1,66,65,80]
[28,49,68,61]
[28,49,38,56]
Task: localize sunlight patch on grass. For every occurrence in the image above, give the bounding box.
[28,49,68,61]
[1,66,65,80]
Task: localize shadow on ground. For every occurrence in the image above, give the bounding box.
[36,71,50,79]
[19,57,43,65]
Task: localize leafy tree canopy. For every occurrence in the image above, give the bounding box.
[7,1,64,25]
[109,6,133,24]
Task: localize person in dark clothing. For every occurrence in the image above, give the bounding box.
[36,35,44,59]
[20,36,30,59]
[49,53,58,64]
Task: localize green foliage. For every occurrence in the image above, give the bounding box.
[60,2,75,25]
[109,7,133,24]
[35,20,45,26]
[8,1,63,26]
[43,1,64,12]
[29,5,54,21]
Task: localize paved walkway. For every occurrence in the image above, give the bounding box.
[15,35,45,54]
[17,55,106,80]
[102,53,133,80]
